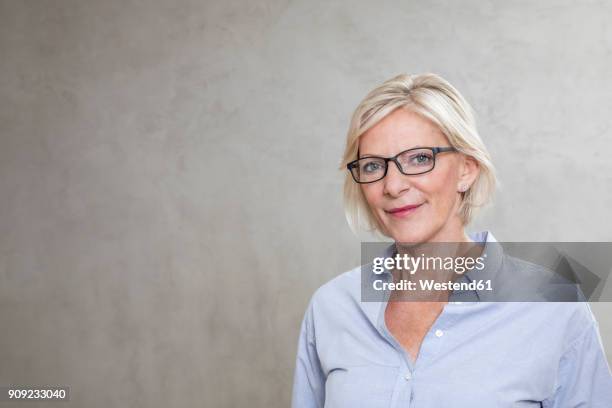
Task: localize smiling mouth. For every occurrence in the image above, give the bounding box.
[385,203,423,218]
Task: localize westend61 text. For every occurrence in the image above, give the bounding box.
[373,279,493,292]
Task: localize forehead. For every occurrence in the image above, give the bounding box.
[359,108,448,156]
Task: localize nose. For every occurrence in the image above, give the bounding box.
[382,160,411,197]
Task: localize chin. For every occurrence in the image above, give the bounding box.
[378,207,431,242]
[386,225,432,244]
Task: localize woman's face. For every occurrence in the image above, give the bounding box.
[359,108,478,243]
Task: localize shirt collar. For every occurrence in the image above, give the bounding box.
[455,231,504,301]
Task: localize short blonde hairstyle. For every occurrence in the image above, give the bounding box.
[339,73,497,235]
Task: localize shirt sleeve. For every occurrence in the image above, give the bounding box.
[544,321,612,407]
[291,299,325,408]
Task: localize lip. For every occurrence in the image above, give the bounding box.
[385,203,423,218]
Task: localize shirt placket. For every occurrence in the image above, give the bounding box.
[375,296,462,407]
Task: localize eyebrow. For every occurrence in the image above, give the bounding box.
[358,146,428,158]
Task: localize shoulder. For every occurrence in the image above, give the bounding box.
[507,301,597,351]
[299,262,380,334]
[308,242,395,308]
[309,265,362,312]
[555,302,598,345]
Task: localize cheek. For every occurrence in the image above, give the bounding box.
[427,180,459,212]
[360,185,387,226]
[360,184,382,207]
[417,174,458,209]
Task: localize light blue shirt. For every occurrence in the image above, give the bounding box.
[291,231,612,407]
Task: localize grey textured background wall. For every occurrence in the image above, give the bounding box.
[1,1,611,407]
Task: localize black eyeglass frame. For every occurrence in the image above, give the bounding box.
[346,146,457,184]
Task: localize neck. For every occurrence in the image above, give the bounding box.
[428,216,472,243]
[395,222,475,260]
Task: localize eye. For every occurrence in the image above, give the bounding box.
[362,160,384,174]
[410,153,433,165]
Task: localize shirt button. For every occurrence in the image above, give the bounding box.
[404,372,412,380]
[435,329,444,337]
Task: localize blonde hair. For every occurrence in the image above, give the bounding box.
[339,73,497,235]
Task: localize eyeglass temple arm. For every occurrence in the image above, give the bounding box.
[433,147,457,153]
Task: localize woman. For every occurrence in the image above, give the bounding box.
[291,73,612,407]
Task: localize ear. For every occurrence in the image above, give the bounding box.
[457,155,480,193]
